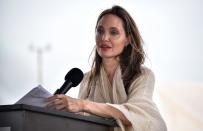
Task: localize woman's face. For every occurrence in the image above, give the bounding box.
[96,14,129,60]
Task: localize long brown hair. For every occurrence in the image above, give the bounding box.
[88,5,145,94]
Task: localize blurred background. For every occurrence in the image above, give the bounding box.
[0,0,202,130]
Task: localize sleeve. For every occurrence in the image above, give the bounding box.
[108,68,167,131]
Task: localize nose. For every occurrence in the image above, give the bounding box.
[101,33,110,41]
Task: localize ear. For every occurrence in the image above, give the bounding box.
[125,36,131,46]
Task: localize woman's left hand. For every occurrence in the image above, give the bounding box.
[47,94,84,112]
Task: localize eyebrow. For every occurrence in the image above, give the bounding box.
[109,27,119,30]
[97,25,119,30]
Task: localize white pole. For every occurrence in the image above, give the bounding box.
[37,48,43,84]
[30,44,51,85]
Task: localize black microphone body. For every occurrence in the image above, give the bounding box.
[54,68,84,95]
[54,80,73,94]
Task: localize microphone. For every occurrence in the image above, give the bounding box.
[54,68,84,95]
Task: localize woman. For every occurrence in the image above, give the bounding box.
[48,5,167,131]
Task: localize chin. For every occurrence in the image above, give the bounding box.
[101,55,116,59]
[98,51,117,59]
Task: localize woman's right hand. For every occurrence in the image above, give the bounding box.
[47,94,85,112]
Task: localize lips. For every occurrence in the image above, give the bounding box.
[99,43,112,48]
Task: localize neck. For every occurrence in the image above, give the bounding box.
[102,58,119,84]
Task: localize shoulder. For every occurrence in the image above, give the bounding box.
[128,66,155,96]
[130,66,155,84]
[81,71,91,84]
[83,71,92,80]
[78,70,91,99]
[140,66,155,81]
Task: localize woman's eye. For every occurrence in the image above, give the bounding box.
[97,28,104,34]
[110,30,119,36]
